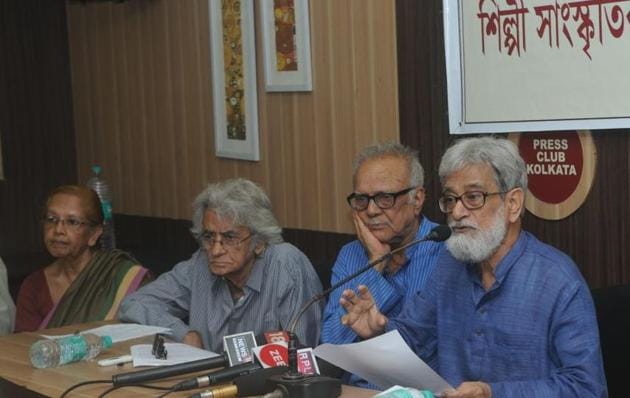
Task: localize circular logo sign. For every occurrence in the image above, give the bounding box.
[257,343,288,367]
[509,131,596,220]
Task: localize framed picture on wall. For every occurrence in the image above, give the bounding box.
[260,0,312,92]
[209,0,260,161]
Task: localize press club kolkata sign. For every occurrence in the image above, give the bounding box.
[508,131,596,220]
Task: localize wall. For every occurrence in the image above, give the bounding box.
[66,0,399,234]
[3,0,627,291]
[396,0,630,289]
[0,0,77,256]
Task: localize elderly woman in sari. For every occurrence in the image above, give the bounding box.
[15,185,151,331]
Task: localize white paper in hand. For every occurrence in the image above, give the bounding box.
[313,330,452,395]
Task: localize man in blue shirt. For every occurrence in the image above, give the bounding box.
[339,136,607,397]
[321,142,442,387]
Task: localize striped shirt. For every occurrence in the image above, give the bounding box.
[119,243,323,353]
[321,217,443,388]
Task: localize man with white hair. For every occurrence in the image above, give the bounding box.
[321,142,442,388]
[339,136,607,397]
[120,178,323,352]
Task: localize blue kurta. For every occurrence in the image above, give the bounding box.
[388,231,607,397]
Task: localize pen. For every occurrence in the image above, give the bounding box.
[97,354,133,367]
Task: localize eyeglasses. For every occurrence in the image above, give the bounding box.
[438,191,507,213]
[198,231,253,249]
[347,187,416,211]
[43,215,96,231]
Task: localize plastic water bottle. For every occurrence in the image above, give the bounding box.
[29,333,113,369]
[86,165,116,250]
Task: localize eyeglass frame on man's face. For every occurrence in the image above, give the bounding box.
[346,187,416,211]
[438,190,508,213]
[197,230,253,249]
[42,214,98,231]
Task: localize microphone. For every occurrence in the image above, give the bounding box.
[112,332,265,387]
[173,361,262,391]
[189,366,288,398]
[287,224,451,336]
[112,352,229,386]
[270,225,451,398]
[421,224,452,243]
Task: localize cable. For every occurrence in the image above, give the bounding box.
[59,380,111,398]
[155,387,178,398]
[58,374,187,397]
[97,385,122,398]
[97,383,173,398]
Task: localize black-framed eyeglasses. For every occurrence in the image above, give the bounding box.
[438,191,507,213]
[198,231,253,249]
[346,187,416,211]
[42,214,97,231]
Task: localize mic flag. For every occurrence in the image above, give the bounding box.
[264,330,290,344]
[174,332,271,391]
[253,342,320,375]
[223,331,258,366]
[296,348,320,376]
[254,342,288,368]
[113,330,262,387]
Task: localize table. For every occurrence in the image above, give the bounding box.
[0,322,377,397]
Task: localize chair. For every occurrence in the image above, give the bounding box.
[591,284,630,398]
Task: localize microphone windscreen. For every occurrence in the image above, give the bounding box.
[427,225,451,242]
[233,366,288,396]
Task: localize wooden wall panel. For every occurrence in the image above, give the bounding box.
[396,0,630,289]
[67,0,399,233]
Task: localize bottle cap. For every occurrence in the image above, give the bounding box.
[102,335,113,349]
[91,165,102,175]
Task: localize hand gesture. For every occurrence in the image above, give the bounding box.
[353,213,408,274]
[340,285,388,339]
[353,213,390,272]
[443,382,492,398]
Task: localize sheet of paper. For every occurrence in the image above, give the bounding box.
[130,343,220,367]
[41,323,172,343]
[313,330,452,395]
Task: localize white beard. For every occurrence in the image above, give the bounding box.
[446,205,507,264]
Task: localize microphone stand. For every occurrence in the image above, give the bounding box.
[269,225,451,397]
[288,233,434,334]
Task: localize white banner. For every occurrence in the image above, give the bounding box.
[444,0,630,134]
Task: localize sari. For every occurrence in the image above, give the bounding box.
[41,250,150,329]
